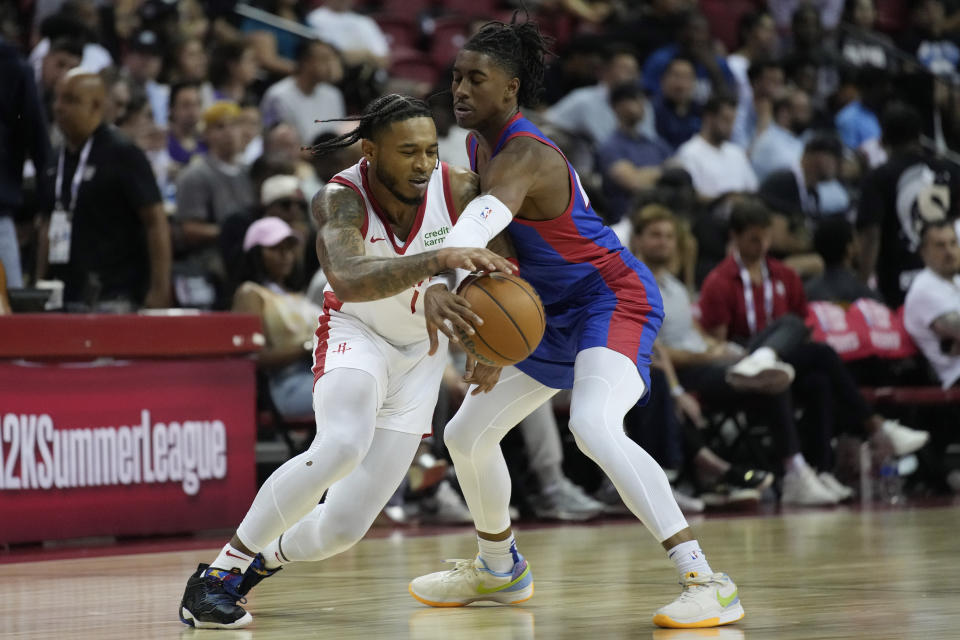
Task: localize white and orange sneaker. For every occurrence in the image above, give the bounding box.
[409,555,533,607]
[653,572,744,629]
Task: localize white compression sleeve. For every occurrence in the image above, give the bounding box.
[433,194,514,290]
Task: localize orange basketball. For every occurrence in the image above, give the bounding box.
[455,272,546,367]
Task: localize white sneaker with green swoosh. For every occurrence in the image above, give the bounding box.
[652,572,745,628]
[409,556,533,607]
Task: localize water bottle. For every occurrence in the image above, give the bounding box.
[877,458,904,505]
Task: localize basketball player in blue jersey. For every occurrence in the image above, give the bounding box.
[409,17,745,629]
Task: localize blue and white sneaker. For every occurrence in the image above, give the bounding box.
[179,564,252,629]
[409,555,533,607]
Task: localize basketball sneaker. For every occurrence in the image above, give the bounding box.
[238,552,283,596]
[179,563,253,629]
[653,572,744,629]
[409,555,533,607]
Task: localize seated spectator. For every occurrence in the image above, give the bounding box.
[674,95,758,202]
[652,56,702,152]
[167,82,207,179]
[306,0,390,70]
[806,217,880,303]
[41,70,171,311]
[115,86,172,201]
[731,59,784,150]
[545,46,644,150]
[233,217,320,418]
[759,134,848,278]
[597,84,671,228]
[263,123,323,199]
[904,220,960,388]
[633,204,844,505]
[167,82,206,177]
[208,38,260,105]
[727,12,778,135]
[174,102,256,307]
[834,66,889,168]
[781,3,840,105]
[898,0,960,76]
[698,201,931,470]
[750,88,812,181]
[643,10,735,106]
[839,0,898,71]
[38,36,83,127]
[857,103,960,307]
[165,35,209,86]
[261,39,345,143]
[122,30,169,127]
[238,101,264,164]
[242,0,307,77]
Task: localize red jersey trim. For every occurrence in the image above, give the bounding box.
[312,291,345,387]
[328,176,369,238]
[359,159,428,255]
[440,161,459,224]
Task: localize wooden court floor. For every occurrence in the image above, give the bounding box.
[1,505,959,639]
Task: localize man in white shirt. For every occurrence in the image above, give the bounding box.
[904,220,960,388]
[545,47,652,148]
[261,40,345,143]
[306,0,389,69]
[674,95,758,201]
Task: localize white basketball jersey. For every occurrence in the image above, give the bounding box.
[321,158,459,346]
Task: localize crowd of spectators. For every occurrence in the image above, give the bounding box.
[3,0,960,517]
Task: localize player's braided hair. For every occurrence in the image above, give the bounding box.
[309,94,433,156]
[463,11,553,108]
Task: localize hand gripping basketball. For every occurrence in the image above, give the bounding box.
[452,272,546,367]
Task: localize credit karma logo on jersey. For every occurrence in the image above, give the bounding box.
[423,226,450,247]
[0,410,227,496]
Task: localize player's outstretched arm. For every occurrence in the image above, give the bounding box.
[314,183,514,302]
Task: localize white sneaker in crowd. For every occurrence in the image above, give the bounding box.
[725,347,795,393]
[881,420,930,456]
[672,488,706,514]
[818,471,854,502]
[781,465,838,506]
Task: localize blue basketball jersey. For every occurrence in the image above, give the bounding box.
[467,113,663,391]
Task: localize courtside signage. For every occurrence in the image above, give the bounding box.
[0,359,256,544]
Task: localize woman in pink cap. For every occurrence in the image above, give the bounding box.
[234,216,321,418]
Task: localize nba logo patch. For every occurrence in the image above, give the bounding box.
[480,207,493,219]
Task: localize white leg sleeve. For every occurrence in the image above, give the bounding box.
[569,347,688,542]
[444,367,558,534]
[271,427,423,563]
[236,368,380,551]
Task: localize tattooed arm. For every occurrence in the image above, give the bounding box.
[314,183,514,302]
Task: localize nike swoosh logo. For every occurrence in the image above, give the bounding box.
[370,237,387,243]
[225,550,247,560]
[476,565,529,594]
[717,587,738,608]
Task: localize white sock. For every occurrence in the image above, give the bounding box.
[210,543,255,573]
[261,535,290,570]
[667,540,713,578]
[784,453,807,473]
[477,534,519,573]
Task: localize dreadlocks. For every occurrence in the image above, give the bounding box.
[463,12,553,108]
[310,94,433,156]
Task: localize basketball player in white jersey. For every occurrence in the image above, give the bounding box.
[179,94,515,629]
